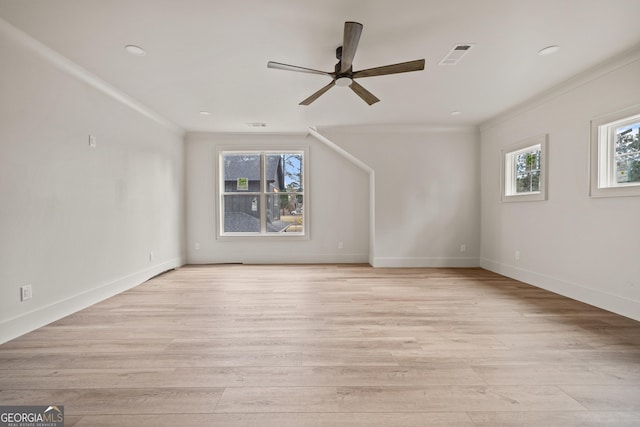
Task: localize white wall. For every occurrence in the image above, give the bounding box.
[319,126,481,267]
[480,51,640,320]
[185,132,370,264]
[0,22,185,343]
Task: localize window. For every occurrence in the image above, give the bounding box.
[218,149,306,236]
[501,134,548,202]
[590,106,640,198]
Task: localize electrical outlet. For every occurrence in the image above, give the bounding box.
[515,250,520,261]
[149,251,154,262]
[88,134,97,148]
[195,242,200,250]
[338,241,344,249]
[460,244,466,253]
[21,285,32,301]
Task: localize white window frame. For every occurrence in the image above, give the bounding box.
[501,134,548,202]
[590,105,640,198]
[216,146,309,239]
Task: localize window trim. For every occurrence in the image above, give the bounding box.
[215,145,309,240]
[590,105,640,198]
[501,134,548,202]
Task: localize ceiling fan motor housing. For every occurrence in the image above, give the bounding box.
[334,55,352,79]
[334,47,353,85]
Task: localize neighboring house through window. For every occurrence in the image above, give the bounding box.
[218,149,306,236]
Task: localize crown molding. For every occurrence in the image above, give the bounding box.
[481,43,640,132]
[185,131,308,141]
[315,123,478,135]
[0,17,184,135]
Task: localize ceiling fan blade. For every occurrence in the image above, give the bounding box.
[299,81,336,105]
[349,80,380,105]
[340,21,363,73]
[352,59,425,78]
[267,61,332,77]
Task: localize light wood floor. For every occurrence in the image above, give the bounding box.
[1,265,639,426]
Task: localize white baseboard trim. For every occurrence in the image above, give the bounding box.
[480,258,640,321]
[0,257,184,344]
[187,253,370,265]
[372,257,480,268]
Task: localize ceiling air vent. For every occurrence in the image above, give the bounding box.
[439,44,475,65]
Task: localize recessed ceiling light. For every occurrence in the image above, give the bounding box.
[247,122,267,128]
[199,111,210,116]
[125,45,146,56]
[538,45,560,56]
[451,111,462,116]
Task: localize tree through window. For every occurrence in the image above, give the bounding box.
[614,123,640,184]
[590,108,640,198]
[515,148,541,193]
[501,134,547,202]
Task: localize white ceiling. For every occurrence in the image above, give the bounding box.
[2,0,640,133]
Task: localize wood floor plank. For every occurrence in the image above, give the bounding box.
[0,365,486,389]
[66,412,475,427]
[214,385,587,413]
[559,385,640,410]
[0,388,224,415]
[469,411,640,426]
[0,338,171,353]
[0,350,304,369]
[1,264,639,425]
[473,362,640,385]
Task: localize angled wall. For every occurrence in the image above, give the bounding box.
[319,125,481,268]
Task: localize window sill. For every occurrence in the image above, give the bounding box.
[589,184,640,198]
[501,192,546,203]
[217,233,308,241]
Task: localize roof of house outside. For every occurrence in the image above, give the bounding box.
[224,212,289,233]
[224,155,282,182]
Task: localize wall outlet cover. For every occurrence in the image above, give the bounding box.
[21,285,32,301]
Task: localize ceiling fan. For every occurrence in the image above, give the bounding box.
[267,21,425,106]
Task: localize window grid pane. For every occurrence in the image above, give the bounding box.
[515,149,541,193]
[221,151,304,236]
[223,195,261,233]
[267,194,304,233]
[614,123,640,184]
